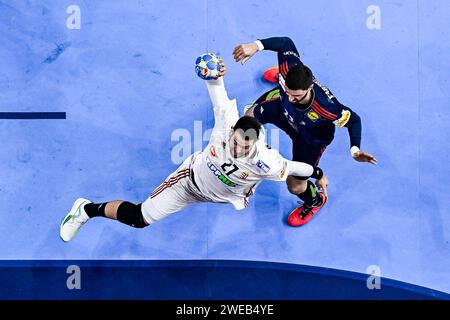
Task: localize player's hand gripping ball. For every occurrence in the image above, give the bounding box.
[195,53,221,80]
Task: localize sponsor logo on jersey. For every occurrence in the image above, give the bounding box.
[207,158,237,187]
[256,160,270,173]
[239,171,249,180]
[307,111,319,121]
[283,51,300,59]
[333,110,351,127]
[210,146,218,158]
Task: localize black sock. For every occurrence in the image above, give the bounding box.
[297,180,322,207]
[84,202,107,218]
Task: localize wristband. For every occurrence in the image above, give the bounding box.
[254,40,264,51]
[311,166,323,180]
[350,146,360,158]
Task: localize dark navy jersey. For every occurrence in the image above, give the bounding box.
[258,37,361,148]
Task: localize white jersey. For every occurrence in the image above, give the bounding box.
[191,78,291,210]
[141,77,317,225]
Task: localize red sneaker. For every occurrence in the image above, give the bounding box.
[287,193,328,227]
[263,66,279,83]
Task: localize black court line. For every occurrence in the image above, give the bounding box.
[0,112,66,119]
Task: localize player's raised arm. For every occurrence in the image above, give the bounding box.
[203,59,240,135]
[233,36,300,65]
[204,60,231,109]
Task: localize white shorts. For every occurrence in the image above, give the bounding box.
[141,153,210,224]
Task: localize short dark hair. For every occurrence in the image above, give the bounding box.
[233,116,262,140]
[285,64,313,90]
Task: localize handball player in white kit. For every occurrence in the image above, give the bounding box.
[60,59,325,242]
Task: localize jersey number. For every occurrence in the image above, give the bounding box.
[221,162,239,176]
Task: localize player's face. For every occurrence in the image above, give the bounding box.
[285,85,313,104]
[229,132,256,158]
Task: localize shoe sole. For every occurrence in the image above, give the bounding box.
[60,198,90,242]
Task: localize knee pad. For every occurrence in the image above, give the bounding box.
[116,202,148,228]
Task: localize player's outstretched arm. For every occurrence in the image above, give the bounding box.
[343,110,377,165]
[233,37,298,64]
[286,160,329,195]
[286,160,323,181]
[262,148,329,195]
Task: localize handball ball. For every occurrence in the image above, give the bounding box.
[195,53,220,80]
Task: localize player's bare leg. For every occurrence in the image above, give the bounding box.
[286,176,308,195]
[286,176,327,227]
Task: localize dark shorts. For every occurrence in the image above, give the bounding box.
[253,87,328,167]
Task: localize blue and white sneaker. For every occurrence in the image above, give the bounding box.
[60,198,91,242]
